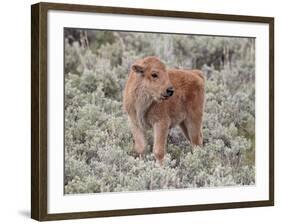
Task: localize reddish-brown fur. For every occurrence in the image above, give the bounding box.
[123,56,205,164]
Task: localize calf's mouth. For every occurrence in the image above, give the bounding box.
[160,93,172,101]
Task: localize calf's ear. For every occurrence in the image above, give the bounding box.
[132,64,144,76]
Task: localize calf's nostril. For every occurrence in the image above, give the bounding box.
[166,87,174,96]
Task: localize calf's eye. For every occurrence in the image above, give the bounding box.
[151,73,158,78]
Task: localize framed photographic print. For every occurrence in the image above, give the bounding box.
[31,2,274,221]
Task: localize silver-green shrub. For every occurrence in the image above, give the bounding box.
[64,29,255,194]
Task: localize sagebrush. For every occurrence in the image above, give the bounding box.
[64,29,255,194]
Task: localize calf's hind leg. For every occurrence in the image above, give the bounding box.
[179,122,193,153]
[179,121,190,142]
[184,117,203,148]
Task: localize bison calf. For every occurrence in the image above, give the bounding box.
[123,56,205,164]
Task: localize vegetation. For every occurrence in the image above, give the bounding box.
[64,29,255,194]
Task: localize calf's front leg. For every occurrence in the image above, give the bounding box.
[153,122,169,165]
[128,118,146,157]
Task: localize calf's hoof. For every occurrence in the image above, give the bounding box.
[154,150,164,166]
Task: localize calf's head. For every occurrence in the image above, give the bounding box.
[131,56,174,101]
